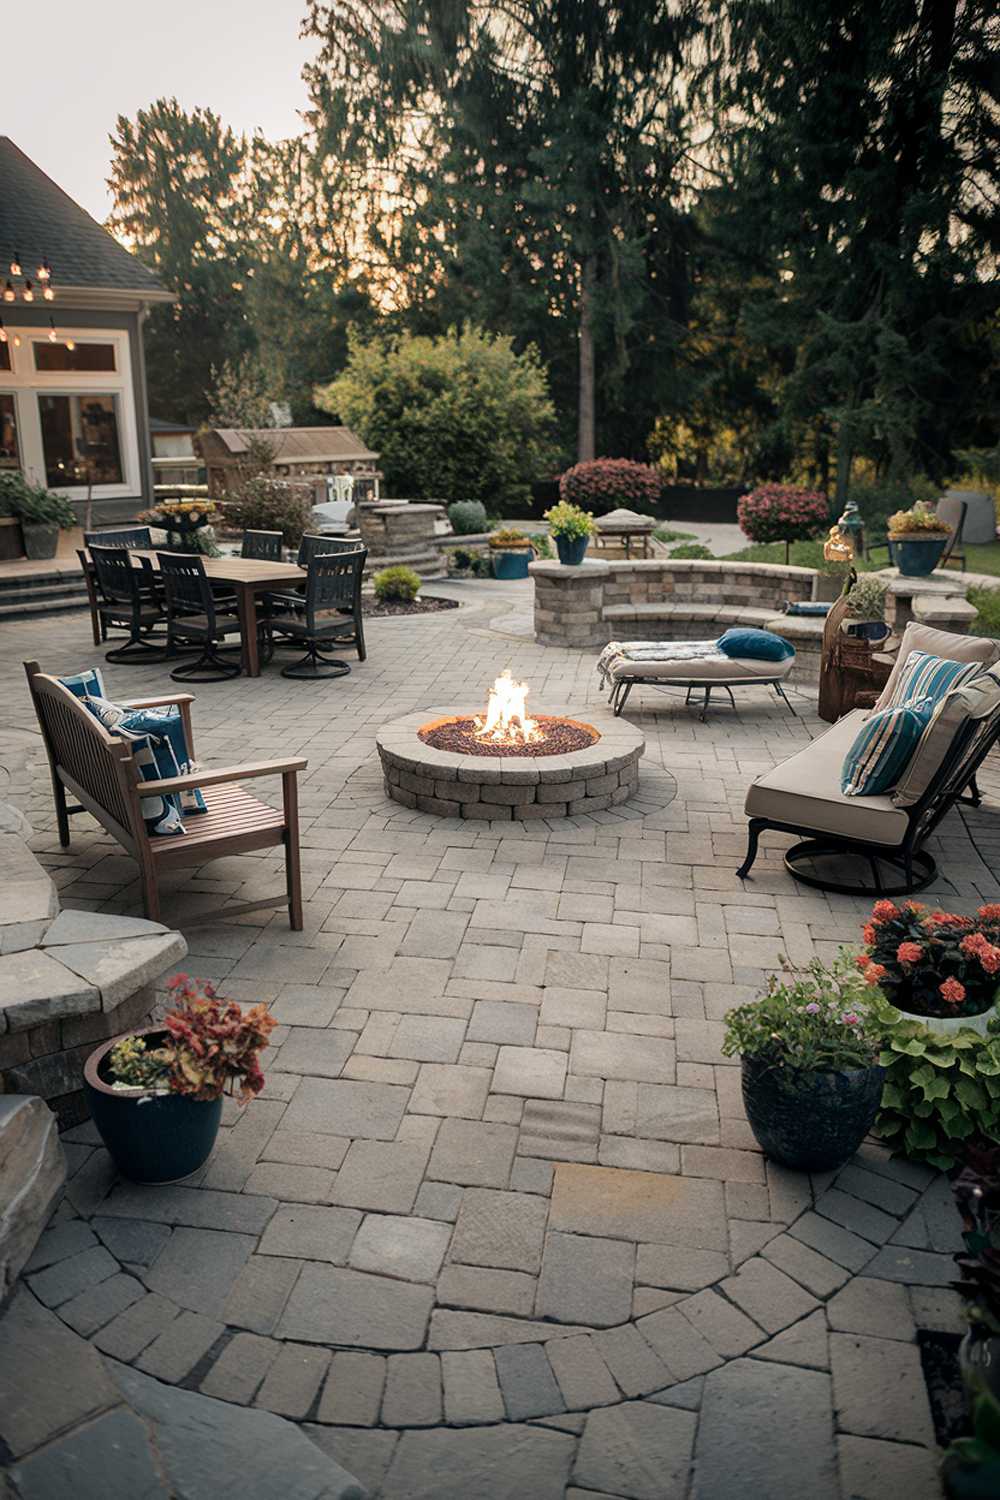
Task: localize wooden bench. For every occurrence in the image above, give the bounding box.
[24,662,305,928]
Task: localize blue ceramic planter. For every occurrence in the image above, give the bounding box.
[492,550,532,580]
[85,1029,223,1183]
[555,534,590,566]
[889,535,949,577]
[741,1054,885,1172]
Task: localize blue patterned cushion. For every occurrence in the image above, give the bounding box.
[59,668,106,699]
[887,651,983,710]
[842,698,935,797]
[80,697,204,835]
[716,628,795,662]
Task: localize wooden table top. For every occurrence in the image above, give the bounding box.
[85,549,306,588]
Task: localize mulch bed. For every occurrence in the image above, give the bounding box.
[420,715,598,758]
[364,596,459,618]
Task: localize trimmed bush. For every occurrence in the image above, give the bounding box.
[668,542,713,559]
[229,476,312,546]
[448,500,488,535]
[738,483,830,546]
[559,457,662,516]
[374,565,421,603]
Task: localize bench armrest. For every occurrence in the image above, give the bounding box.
[138,758,307,795]
[121,694,195,710]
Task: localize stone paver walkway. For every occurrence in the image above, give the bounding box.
[3,581,999,1499]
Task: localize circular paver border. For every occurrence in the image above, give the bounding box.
[376,708,645,821]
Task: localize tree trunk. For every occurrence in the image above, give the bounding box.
[577,257,596,463]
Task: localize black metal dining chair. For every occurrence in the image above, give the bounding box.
[83,526,153,551]
[157,552,257,682]
[89,545,166,663]
[268,547,367,679]
[241,529,284,561]
[264,534,357,615]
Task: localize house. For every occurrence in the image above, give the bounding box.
[196,426,381,502]
[0,136,172,524]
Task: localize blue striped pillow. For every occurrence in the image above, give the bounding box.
[842,698,935,797]
[887,651,983,710]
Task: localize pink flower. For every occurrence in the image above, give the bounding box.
[804,1003,820,1014]
[940,977,966,1005]
[896,942,923,964]
[842,1013,860,1025]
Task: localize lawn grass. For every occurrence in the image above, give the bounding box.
[723,537,1000,578]
[653,525,696,543]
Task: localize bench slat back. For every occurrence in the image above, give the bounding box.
[28,672,139,837]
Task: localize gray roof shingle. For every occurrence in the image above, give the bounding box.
[0,137,168,297]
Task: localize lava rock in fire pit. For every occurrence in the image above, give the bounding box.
[420,715,598,758]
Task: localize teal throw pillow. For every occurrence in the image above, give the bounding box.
[59,668,106,699]
[887,651,983,711]
[842,698,935,797]
[716,627,795,662]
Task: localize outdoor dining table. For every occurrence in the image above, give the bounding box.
[81,549,307,677]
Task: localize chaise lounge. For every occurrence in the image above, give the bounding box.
[737,623,1000,895]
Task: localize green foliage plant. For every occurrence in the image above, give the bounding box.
[230,476,312,546]
[722,957,881,1074]
[888,499,952,536]
[489,527,531,549]
[0,472,76,528]
[373,565,421,603]
[652,526,696,544]
[873,1005,1000,1170]
[450,547,476,571]
[543,500,596,541]
[448,500,489,535]
[528,532,553,559]
[669,542,713,559]
[318,326,557,510]
[845,573,888,622]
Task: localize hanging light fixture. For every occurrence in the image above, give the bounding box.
[65,337,75,351]
[37,258,51,283]
[47,317,57,342]
[43,283,54,301]
[22,280,34,303]
[2,282,14,303]
[0,319,6,344]
[9,252,21,276]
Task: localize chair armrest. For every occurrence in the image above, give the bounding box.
[138,758,308,795]
[121,694,195,710]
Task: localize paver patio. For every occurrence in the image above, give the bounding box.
[3,577,998,1498]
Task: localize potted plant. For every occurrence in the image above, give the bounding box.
[858,900,1000,1038]
[137,498,223,554]
[489,527,534,579]
[544,499,596,566]
[943,1143,1000,1498]
[3,475,77,560]
[722,956,884,1172]
[887,500,952,577]
[844,573,890,641]
[84,975,276,1183]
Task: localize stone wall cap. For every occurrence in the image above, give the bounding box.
[529,560,612,579]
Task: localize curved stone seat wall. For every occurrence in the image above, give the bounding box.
[531,559,822,678]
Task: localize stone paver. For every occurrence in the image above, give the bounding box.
[5,593,995,1499]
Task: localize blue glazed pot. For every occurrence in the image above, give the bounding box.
[846,620,891,641]
[555,534,590,566]
[492,549,532,580]
[889,535,949,577]
[741,1054,885,1172]
[85,1029,223,1183]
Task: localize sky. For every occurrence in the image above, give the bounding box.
[4,0,316,223]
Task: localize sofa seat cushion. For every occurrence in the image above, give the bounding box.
[745,709,909,847]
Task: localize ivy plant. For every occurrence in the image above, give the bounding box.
[874,1003,1000,1170]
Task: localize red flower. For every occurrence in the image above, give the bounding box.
[864,963,888,984]
[979,945,1000,976]
[896,941,923,964]
[871,900,897,923]
[862,922,878,947]
[940,977,966,1005]
[855,954,872,972]
[978,904,1000,921]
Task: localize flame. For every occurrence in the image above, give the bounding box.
[474,669,542,745]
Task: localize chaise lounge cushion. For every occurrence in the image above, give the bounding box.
[600,641,795,683]
[875,623,1000,710]
[745,709,909,846]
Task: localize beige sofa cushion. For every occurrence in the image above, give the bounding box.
[614,653,794,682]
[745,709,909,846]
[892,667,1000,807]
[875,622,1000,710]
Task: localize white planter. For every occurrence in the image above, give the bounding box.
[896,1004,995,1040]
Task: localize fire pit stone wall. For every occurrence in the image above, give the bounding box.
[377,710,645,820]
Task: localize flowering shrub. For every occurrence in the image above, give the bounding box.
[858,900,1000,1019]
[722,957,881,1073]
[737,483,830,546]
[108,976,276,1103]
[559,458,662,517]
[138,498,222,531]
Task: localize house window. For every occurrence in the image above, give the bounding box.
[34,341,116,373]
[0,394,18,467]
[0,342,10,373]
[38,394,123,487]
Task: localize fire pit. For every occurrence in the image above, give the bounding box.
[377,670,644,820]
